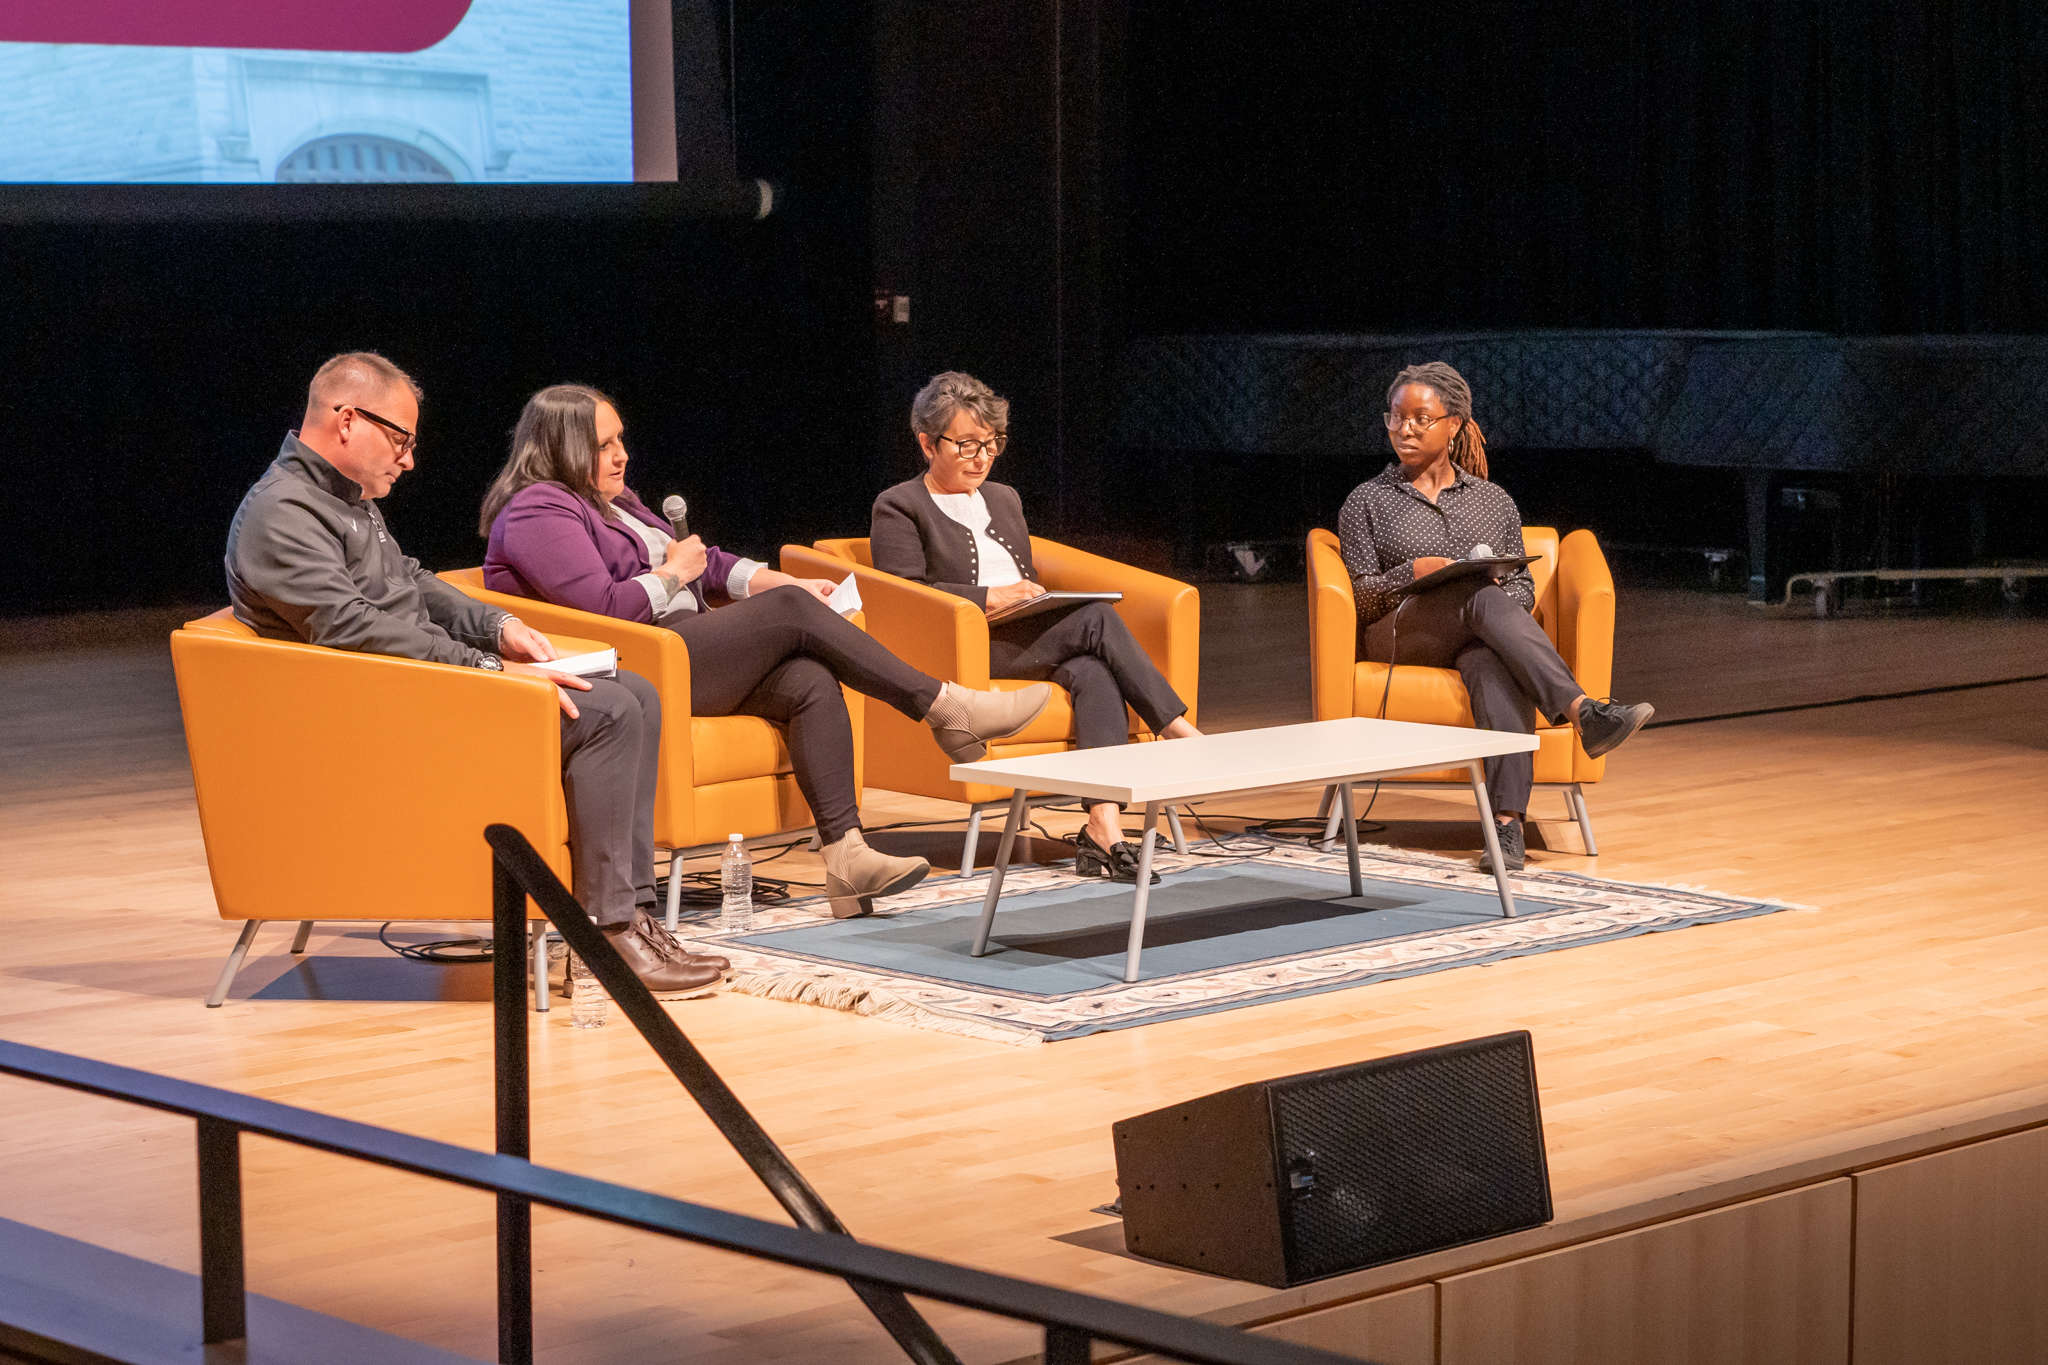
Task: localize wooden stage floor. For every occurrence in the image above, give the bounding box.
[4,587,2047,1362]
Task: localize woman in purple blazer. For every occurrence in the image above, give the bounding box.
[480,384,1050,917]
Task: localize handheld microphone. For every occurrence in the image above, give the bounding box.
[661,495,689,541]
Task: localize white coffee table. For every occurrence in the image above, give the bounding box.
[950,718,1540,983]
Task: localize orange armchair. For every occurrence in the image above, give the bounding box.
[1305,526,1615,853]
[172,609,575,1008]
[437,570,864,926]
[783,537,1200,873]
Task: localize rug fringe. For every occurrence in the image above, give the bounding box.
[721,970,1044,1047]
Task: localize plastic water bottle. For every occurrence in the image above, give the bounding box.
[568,951,608,1028]
[720,833,754,933]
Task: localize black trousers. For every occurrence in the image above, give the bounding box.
[989,600,1190,811]
[560,669,661,926]
[669,585,944,844]
[1360,580,1583,817]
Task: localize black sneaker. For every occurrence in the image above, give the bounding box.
[1479,816,1525,874]
[1577,697,1655,759]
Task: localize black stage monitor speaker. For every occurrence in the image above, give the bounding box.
[1112,1031,1551,1287]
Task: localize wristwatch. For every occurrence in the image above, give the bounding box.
[477,653,504,672]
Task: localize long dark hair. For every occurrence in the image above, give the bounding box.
[1386,361,1489,479]
[478,384,618,536]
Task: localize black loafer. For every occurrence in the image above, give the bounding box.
[1108,839,1163,886]
[1577,697,1655,759]
[1074,828,1161,885]
[1479,816,1526,874]
[1074,827,1114,878]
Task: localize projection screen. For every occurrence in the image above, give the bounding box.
[0,0,692,184]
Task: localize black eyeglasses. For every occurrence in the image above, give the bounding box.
[938,433,1006,460]
[1384,411,1455,434]
[335,403,417,456]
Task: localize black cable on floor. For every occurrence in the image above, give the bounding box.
[660,837,818,909]
[1643,671,2048,729]
[379,922,495,964]
[1173,807,1388,843]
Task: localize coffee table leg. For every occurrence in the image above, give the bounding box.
[1337,781,1363,896]
[972,789,1030,956]
[1164,805,1189,854]
[1469,760,1519,918]
[1124,801,1161,983]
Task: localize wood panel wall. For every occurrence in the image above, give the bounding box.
[1437,1183,1851,1365]
[1852,1125,2048,1365]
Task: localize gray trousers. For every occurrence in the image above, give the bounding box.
[1361,581,1583,817]
[560,669,661,925]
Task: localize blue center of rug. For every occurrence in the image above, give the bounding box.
[730,862,1569,995]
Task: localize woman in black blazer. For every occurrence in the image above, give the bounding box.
[871,371,1199,883]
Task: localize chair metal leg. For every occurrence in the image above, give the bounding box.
[1320,784,1344,852]
[958,807,983,877]
[205,921,263,1008]
[971,791,1030,957]
[289,921,314,954]
[664,849,685,931]
[1123,803,1162,983]
[1164,805,1189,855]
[1570,784,1599,856]
[528,916,552,1015]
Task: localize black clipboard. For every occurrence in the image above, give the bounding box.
[985,589,1123,624]
[1395,555,1538,597]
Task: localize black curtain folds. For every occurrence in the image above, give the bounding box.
[1126,0,2048,335]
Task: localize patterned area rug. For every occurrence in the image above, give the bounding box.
[680,839,1800,1046]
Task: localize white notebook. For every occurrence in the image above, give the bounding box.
[534,647,618,678]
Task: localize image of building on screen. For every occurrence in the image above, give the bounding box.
[0,0,632,183]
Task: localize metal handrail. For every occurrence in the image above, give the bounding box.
[485,823,955,1364]
[493,822,1378,1365]
[0,1039,1372,1364]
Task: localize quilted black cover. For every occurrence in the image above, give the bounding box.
[1116,331,2048,475]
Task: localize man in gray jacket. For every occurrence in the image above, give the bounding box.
[226,351,723,996]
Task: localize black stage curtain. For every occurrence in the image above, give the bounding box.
[1126,0,2048,335]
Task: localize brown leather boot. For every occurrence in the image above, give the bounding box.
[599,921,722,997]
[820,828,930,919]
[632,907,731,971]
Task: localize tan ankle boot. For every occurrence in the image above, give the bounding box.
[821,829,930,919]
[923,680,1054,763]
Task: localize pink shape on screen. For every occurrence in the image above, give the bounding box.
[1,1,475,54]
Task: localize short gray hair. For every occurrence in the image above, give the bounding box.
[307,350,421,412]
[911,371,1009,439]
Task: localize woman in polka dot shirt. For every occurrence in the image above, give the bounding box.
[1336,362,1654,871]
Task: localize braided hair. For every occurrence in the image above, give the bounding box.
[1387,361,1488,480]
